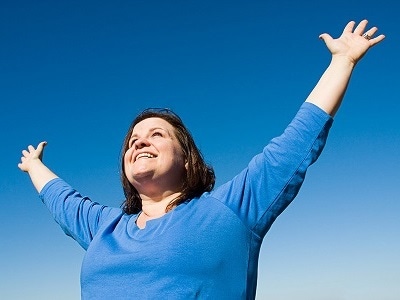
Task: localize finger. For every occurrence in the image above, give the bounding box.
[361,26,378,41]
[28,145,35,152]
[37,141,47,160]
[361,22,385,46]
[37,141,47,151]
[364,26,378,37]
[319,33,333,44]
[17,159,26,171]
[354,19,368,35]
[22,149,29,157]
[369,34,385,47]
[319,33,333,51]
[342,20,356,34]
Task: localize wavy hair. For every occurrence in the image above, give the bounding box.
[120,108,215,214]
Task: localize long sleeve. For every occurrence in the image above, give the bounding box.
[211,102,333,238]
[39,178,123,250]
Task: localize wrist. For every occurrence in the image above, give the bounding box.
[330,55,357,68]
[27,159,45,171]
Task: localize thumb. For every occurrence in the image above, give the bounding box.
[37,141,47,160]
[319,33,333,44]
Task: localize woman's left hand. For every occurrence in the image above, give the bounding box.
[319,19,385,65]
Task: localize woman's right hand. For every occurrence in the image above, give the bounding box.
[18,141,47,173]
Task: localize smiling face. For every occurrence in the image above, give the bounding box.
[123,117,187,196]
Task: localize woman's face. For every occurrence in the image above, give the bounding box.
[124,117,187,193]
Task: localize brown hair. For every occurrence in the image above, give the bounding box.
[120,108,215,214]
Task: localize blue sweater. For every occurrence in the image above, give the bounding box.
[39,102,333,299]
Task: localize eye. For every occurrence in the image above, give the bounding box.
[152,131,163,137]
[128,138,137,148]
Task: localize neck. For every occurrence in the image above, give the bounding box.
[136,191,180,229]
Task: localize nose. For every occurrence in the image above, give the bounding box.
[134,137,150,150]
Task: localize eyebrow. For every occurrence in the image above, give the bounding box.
[130,127,171,140]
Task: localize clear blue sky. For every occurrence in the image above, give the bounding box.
[1,0,399,299]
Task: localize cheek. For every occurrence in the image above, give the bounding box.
[172,148,186,168]
[123,150,135,181]
[123,149,133,167]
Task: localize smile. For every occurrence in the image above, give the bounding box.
[135,153,156,161]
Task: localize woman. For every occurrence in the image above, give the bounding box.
[18,20,384,299]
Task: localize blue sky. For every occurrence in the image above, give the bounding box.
[1,0,399,299]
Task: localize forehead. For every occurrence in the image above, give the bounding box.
[132,117,175,134]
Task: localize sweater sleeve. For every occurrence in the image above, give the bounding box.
[39,178,123,250]
[211,102,333,238]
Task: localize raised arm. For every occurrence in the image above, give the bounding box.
[305,19,385,116]
[18,141,58,193]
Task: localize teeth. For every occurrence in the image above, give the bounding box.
[136,153,155,161]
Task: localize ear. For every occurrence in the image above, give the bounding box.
[184,160,189,171]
